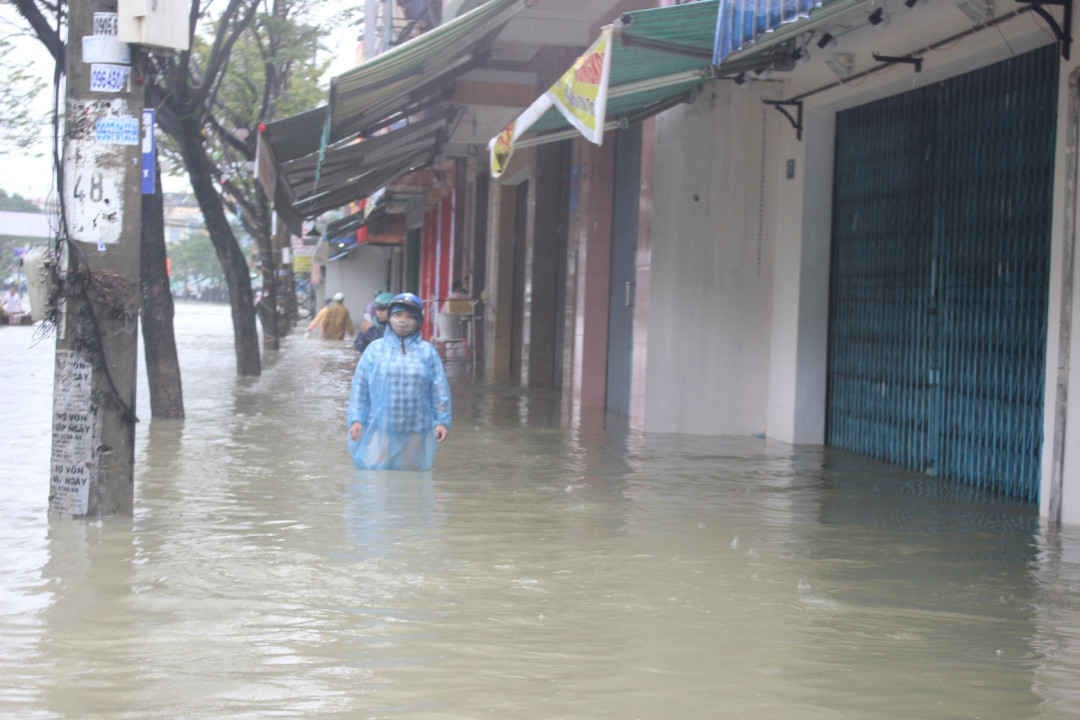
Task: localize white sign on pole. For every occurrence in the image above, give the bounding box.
[89,63,131,92]
[64,99,130,246]
[82,13,131,64]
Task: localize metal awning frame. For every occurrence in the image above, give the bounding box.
[293,148,435,217]
[284,111,453,197]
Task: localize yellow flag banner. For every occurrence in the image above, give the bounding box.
[490,121,516,178]
[488,26,613,178]
[488,91,555,178]
[547,27,612,145]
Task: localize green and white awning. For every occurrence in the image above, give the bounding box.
[256,0,524,231]
[489,0,717,177]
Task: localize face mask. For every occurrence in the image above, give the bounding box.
[390,312,418,336]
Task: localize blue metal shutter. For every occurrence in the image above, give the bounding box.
[826,44,1058,501]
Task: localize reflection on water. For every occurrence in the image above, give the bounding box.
[1,302,1080,717]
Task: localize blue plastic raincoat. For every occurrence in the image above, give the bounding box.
[347,329,452,470]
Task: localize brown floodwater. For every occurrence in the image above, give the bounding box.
[1,301,1079,718]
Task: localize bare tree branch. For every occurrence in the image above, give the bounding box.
[206,112,252,158]
[10,0,63,65]
[194,0,258,111]
[177,0,203,98]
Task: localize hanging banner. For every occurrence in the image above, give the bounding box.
[547,26,612,145]
[488,27,612,178]
[490,121,516,178]
[488,93,552,178]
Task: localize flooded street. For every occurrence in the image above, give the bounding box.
[3,302,1080,718]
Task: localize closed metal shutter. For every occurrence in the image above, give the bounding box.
[827,45,1058,501]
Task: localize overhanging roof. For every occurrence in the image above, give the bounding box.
[714,0,853,67]
[256,0,525,232]
[488,0,717,165]
[283,110,453,200]
[330,0,524,141]
[259,107,453,232]
[537,0,717,134]
[324,191,392,237]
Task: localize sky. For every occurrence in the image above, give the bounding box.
[0,1,357,206]
[1,3,58,204]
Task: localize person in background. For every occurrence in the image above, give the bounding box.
[307,291,354,341]
[347,292,451,470]
[443,280,471,315]
[306,298,332,338]
[354,292,395,355]
[3,286,23,317]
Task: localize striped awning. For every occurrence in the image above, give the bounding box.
[488,0,717,177]
[713,0,857,65]
[256,0,524,231]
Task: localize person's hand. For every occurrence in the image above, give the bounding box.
[349,422,362,441]
[434,424,448,443]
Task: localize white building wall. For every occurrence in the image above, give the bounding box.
[1044,12,1080,526]
[765,107,832,445]
[324,245,397,326]
[645,83,773,435]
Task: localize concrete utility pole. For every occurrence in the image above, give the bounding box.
[49,0,143,516]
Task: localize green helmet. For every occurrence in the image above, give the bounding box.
[373,292,395,309]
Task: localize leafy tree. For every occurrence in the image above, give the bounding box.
[169,230,226,285]
[12,0,335,375]
[0,189,42,212]
[0,34,46,154]
[186,1,328,350]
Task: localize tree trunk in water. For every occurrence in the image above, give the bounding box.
[179,120,261,376]
[283,265,298,324]
[258,244,279,351]
[254,190,279,351]
[276,218,298,334]
[140,161,185,418]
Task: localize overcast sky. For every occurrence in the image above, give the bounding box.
[1,3,57,203]
[0,2,356,206]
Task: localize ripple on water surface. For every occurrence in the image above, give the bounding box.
[1,303,1079,718]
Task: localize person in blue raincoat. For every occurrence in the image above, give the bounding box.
[347,293,452,470]
[354,291,395,355]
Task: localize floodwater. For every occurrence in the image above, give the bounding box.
[3,302,1080,719]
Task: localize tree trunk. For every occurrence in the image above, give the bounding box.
[283,265,298,324]
[276,208,297,329]
[179,119,261,376]
[254,189,279,351]
[258,243,279,351]
[140,160,185,418]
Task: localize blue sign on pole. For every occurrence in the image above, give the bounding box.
[141,108,156,195]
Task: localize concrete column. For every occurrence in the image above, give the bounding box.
[571,137,615,416]
[486,180,517,383]
[630,117,656,430]
[765,106,832,445]
[1044,22,1080,524]
[527,141,570,389]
